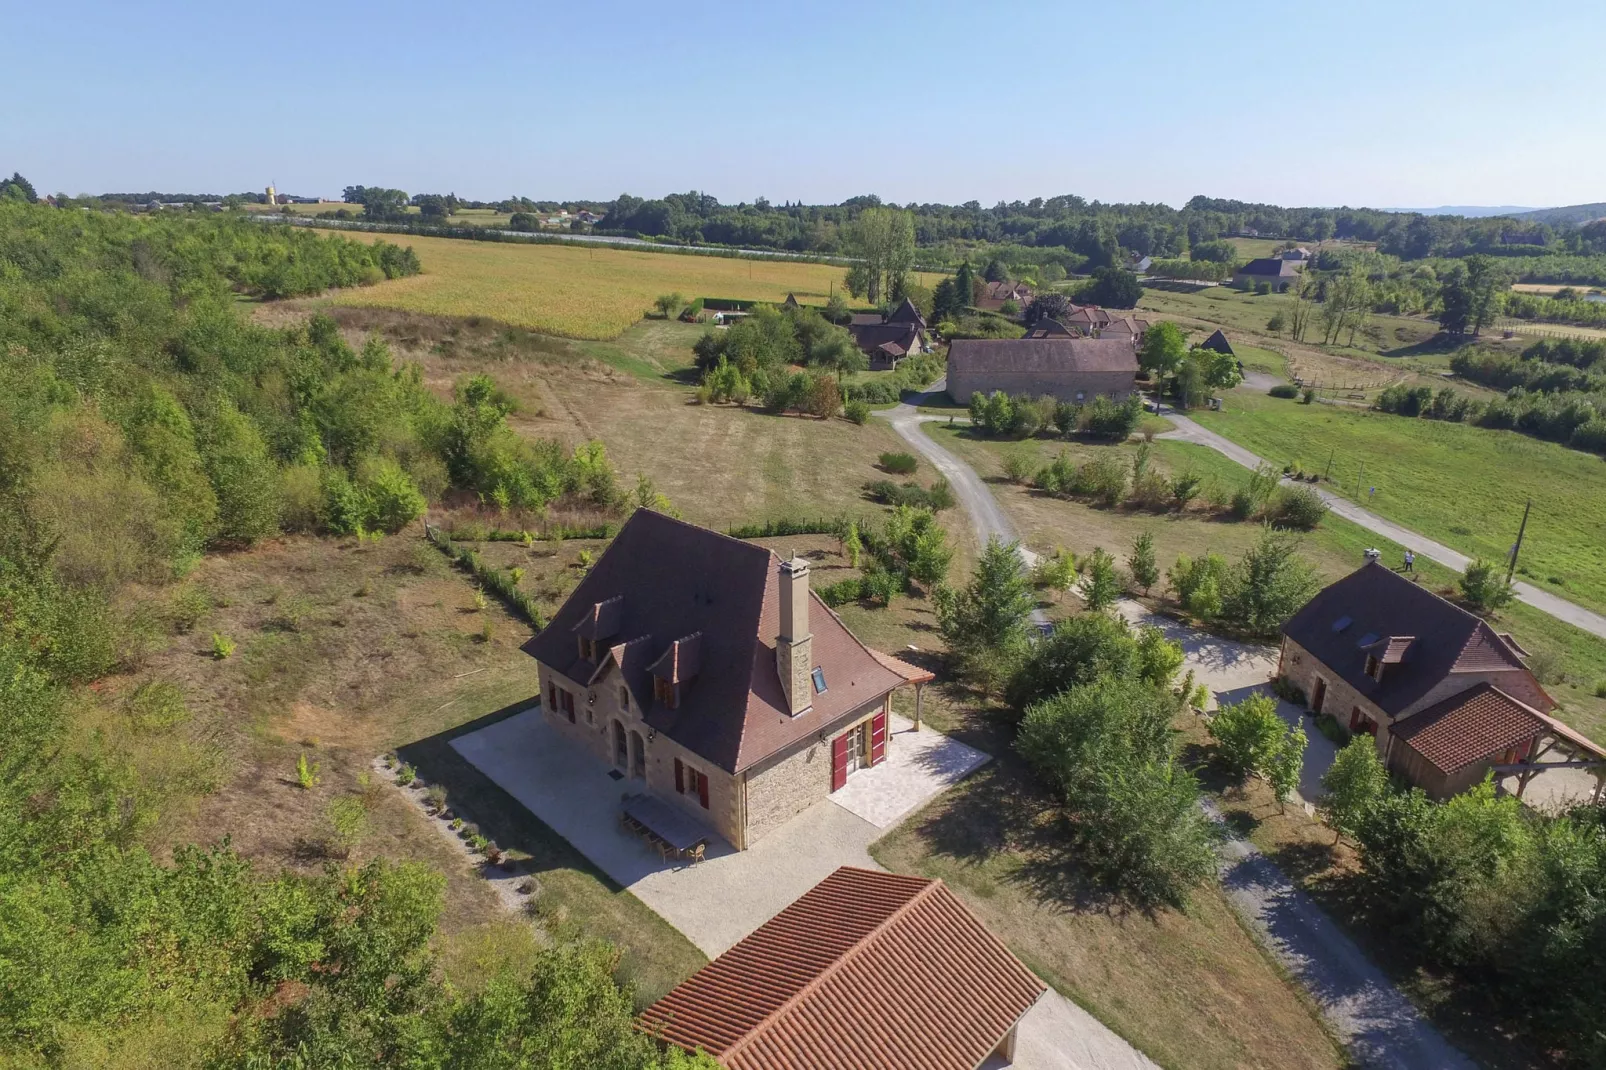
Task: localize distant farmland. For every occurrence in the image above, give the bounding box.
[312,230,932,339]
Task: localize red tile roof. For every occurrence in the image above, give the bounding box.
[1392,684,1548,774]
[638,867,1045,1070]
[868,648,936,685]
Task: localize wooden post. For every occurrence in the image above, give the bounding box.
[913,683,924,732]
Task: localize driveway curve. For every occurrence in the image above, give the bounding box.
[877,381,1475,1070]
[1159,408,1606,641]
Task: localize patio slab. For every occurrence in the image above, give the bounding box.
[453,709,881,955]
[828,714,991,828]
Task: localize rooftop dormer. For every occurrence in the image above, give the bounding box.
[649,632,702,711]
[573,595,624,663]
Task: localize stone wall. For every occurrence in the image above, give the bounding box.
[741,695,889,845]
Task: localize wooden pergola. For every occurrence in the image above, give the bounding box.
[1493,714,1606,805]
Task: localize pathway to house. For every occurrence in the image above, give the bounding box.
[1157,407,1606,642]
[877,383,1475,1070]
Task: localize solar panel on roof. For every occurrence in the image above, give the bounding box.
[1331,616,1352,633]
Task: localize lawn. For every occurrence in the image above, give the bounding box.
[310,229,935,339]
[1191,390,1606,617]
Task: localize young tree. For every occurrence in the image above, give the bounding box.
[1006,610,1139,710]
[937,537,1034,688]
[1287,271,1316,342]
[954,260,979,307]
[1128,530,1159,595]
[1267,719,1307,809]
[1210,693,1304,806]
[1135,625,1185,689]
[1137,321,1188,384]
[1321,735,1389,843]
[983,258,1008,282]
[1460,558,1514,612]
[1463,253,1505,337]
[653,292,684,319]
[1080,546,1122,611]
[1084,266,1143,309]
[1220,530,1320,637]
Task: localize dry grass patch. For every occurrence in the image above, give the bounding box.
[306,229,935,339]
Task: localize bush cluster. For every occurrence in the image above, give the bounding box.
[968,390,1143,441]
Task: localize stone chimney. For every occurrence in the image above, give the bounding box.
[776,557,813,716]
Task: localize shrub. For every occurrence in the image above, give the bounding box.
[843,398,870,424]
[1170,470,1202,509]
[1268,485,1329,530]
[879,451,918,474]
[397,763,417,785]
[1210,694,1293,785]
[1461,558,1514,612]
[1001,446,1036,484]
[1301,387,1316,405]
[296,752,321,790]
[1079,547,1122,611]
[1268,384,1300,399]
[169,585,212,634]
[125,680,191,733]
[1128,531,1159,594]
[325,796,368,857]
[425,784,449,813]
[210,632,236,659]
[1218,530,1321,638]
[818,578,864,606]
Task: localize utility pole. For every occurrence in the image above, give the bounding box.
[1506,499,1532,585]
[1355,462,1365,500]
[1323,448,1335,482]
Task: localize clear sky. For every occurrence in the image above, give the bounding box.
[6,0,1602,210]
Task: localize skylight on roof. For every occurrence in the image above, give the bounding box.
[1356,633,1379,649]
[811,667,827,694]
[1331,616,1352,633]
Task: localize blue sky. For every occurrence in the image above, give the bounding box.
[6,0,1603,209]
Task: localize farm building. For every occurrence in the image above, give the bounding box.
[523,511,933,852]
[847,297,929,369]
[1232,257,1302,292]
[638,866,1047,1069]
[1279,563,1606,801]
[946,337,1140,404]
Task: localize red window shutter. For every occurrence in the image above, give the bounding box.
[831,734,849,791]
[869,712,887,767]
[674,759,684,793]
[697,772,709,809]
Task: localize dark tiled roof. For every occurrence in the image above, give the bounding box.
[1200,328,1234,355]
[1023,318,1074,338]
[523,511,906,773]
[849,312,885,326]
[638,866,1045,1070]
[947,337,1139,376]
[848,321,923,356]
[981,280,1029,301]
[1282,563,1543,716]
[887,297,927,327]
[1238,257,1300,277]
[1393,684,1546,774]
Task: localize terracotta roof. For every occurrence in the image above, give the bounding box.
[869,648,936,685]
[1393,684,1548,774]
[877,340,907,357]
[638,867,1045,1070]
[523,511,908,773]
[947,337,1139,376]
[1282,562,1549,717]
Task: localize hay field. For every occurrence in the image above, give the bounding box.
[316,230,930,339]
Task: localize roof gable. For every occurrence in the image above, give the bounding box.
[1240,257,1299,277]
[1393,684,1547,774]
[638,867,1045,1070]
[947,337,1139,375]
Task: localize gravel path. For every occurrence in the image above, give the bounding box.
[1158,407,1606,641]
[878,383,1476,1070]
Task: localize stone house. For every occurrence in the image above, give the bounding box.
[1232,257,1302,292]
[639,865,1047,1069]
[522,511,932,850]
[847,297,929,370]
[975,279,1033,312]
[1279,563,1604,799]
[946,337,1140,404]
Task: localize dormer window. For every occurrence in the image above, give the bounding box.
[1365,654,1382,681]
[654,676,678,710]
[579,637,597,662]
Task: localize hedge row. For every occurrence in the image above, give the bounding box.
[425,525,545,628]
[726,516,851,539]
[444,523,617,543]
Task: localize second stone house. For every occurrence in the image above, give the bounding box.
[522,510,932,850]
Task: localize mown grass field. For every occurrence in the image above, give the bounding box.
[1190,391,1606,617]
[312,229,934,339]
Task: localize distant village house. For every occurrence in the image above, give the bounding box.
[946,337,1140,404]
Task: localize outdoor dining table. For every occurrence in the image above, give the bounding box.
[621,794,711,854]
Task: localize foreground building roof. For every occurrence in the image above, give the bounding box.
[947,336,1139,376]
[1392,683,1549,774]
[638,866,1046,1070]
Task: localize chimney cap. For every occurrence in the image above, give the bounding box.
[780,555,810,574]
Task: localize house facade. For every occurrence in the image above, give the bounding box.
[524,511,930,850]
[847,297,929,369]
[946,337,1140,404]
[975,280,1033,312]
[1278,563,1603,798]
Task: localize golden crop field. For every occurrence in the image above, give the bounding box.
[316,230,933,339]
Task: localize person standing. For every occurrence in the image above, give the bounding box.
[1403,549,1415,572]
